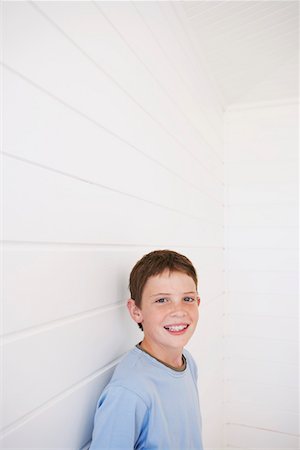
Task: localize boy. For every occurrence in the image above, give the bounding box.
[89,250,203,450]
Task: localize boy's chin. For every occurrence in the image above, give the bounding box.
[163,330,194,346]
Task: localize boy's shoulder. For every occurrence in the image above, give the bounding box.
[112,346,144,377]
[100,346,151,406]
[109,346,152,387]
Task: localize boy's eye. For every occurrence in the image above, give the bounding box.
[155,298,168,304]
[184,296,195,302]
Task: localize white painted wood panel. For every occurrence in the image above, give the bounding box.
[180,247,224,271]
[200,380,224,449]
[226,134,298,165]
[4,156,223,246]
[226,161,297,184]
[224,380,299,413]
[194,270,224,305]
[99,1,224,153]
[225,423,299,450]
[227,248,297,271]
[3,68,223,216]
[227,270,298,295]
[35,1,223,174]
[224,336,298,364]
[228,182,298,205]
[225,103,299,162]
[3,247,142,334]
[188,291,224,450]
[136,1,224,150]
[1,365,116,449]
[227,225,298,249]
[225,313,297,342]
[226,292,298,316]
[4,2,224,192]
[3,305,138,427]
[3,1,224,448]
[190,297,224,387]
[226,204,297,228]
[225,358,298,388]
[224,102,299,449]
[225,401,298,438]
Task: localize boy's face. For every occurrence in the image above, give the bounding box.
[128,270,200,358]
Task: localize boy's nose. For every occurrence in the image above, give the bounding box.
[170,303,187,316]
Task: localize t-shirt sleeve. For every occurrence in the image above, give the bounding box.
[89,385,149,450]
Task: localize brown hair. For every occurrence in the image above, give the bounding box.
[129,250,198,330]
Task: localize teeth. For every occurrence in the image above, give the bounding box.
[166,325,187,332]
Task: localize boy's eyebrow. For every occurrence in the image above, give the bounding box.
[150,291,197,297]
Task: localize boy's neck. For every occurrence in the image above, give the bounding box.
[140,339,184,369]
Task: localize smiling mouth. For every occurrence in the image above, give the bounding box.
[164,324,189,334]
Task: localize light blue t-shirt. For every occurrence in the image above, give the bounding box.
[89,346,203,450]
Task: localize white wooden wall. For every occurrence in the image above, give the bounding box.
[2,2,224,449]
[224,101,299,450]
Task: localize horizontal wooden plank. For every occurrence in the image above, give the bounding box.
[225,161,297,185]
[3,247,142,334]
[225,134,298,165]
[196,270,224,305]
[194,298,224,344]
[225,103,299,162]
[224,380,299,414]
[198,347,224,379]
[225,423,299,449]
[200,373,223,403]
[224,357,298,388]
[197,343,223,384]
[226,225,298,249]
[224,314,298,341]
[226,292,298,317]
[4,156,223,246]
[224,336,298,364]
[1,364,116,448]
[200,332,224,367]
[227,182,298,205]
[3,306,140,427]
[226,203,297,228]
[227,270,298,295]
[180,247,224,272]
[190,322,224,372]
[226,248,297,271]
[226,136,298,164]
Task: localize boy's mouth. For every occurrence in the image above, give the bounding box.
[163,323,189,335]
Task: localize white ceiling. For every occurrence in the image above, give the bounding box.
[177,1,299,107]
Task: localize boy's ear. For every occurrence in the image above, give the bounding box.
[127,299,143,324]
